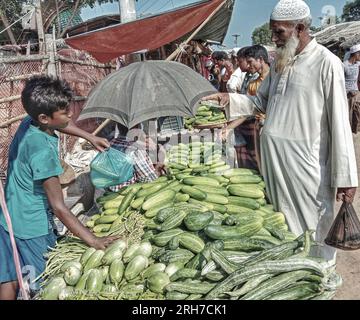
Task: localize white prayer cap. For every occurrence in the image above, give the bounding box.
[349,44,360,54]
[271,0,311,21]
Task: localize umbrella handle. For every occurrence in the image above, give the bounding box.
[91,118,112,136]
[80,118,112,147]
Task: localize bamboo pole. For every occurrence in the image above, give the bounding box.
[0,95,86,105]
[0,95,21,104]
[46,33,57,77]
[0,114,27,128]
[55,0,61,36]
[34,0,45,54]
[0,96,86,129]
[166,0,226,61]
[79,119,112,148]
[91,120,112,136]
[0,54,48,63]
[0,9,17,45]
[58,56,114,68]
[3,73,42,82]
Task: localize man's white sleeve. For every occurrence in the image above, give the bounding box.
[325,59,358,187]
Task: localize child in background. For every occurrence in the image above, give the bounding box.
[0,76,118,300]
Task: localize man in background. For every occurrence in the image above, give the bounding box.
[212,51,234,92]
[344,44,360,134]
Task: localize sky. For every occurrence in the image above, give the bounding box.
[80,0,349,48]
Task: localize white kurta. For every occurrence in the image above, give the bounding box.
[226,39,358,260]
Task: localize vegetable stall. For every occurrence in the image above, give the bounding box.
[36,141,342,300]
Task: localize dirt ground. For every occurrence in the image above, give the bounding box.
[334,133,360,300]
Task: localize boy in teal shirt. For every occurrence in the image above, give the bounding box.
[0,76,117,299]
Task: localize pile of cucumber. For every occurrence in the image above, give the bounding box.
[136,174,341,300]
[39,154,341,300]
[185,102,226,130]
[166,142,230,176]
[86,165,340,300]
[39,239,166,300]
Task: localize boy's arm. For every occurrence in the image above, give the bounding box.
[59,120,110,152]
[43,176,118,249]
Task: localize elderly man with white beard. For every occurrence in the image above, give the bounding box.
[202,0,358,262]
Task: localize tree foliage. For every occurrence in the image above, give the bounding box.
[342,0,360,22]
[0,0,120,44]
[251,22,272,46]
[0,0,25,44]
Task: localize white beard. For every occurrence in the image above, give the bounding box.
[275,35,300,73]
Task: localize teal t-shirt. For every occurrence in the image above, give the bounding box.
[0,117,64,239]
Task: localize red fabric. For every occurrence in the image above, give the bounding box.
[65,0,224,63]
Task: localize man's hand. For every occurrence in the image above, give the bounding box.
[336,187,357,203]
[201,93,230,108]
[88,136,110,152]
[349,91,357,98]
[90,235,119,250]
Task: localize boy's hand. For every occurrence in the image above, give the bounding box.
[58,120,110,152]
[88,136,110,152]
[91,235,119,250]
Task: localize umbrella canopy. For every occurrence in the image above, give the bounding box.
[78,60,217,128]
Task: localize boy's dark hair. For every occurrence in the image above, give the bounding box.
[244,45,269,65]
[212,51,229,61]
[237,46,250,59]
[21,75,73,120]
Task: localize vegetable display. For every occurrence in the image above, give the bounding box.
[38,142,341,300]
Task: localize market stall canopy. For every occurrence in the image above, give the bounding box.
[313,21,360,50]
[65,0,234,63]
[78,60,217,128]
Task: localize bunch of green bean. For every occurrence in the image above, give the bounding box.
[36,237,88,285]
[37,212,144,288]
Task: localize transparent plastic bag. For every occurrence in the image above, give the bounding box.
[325,202,360,251]
[90,147,134,188]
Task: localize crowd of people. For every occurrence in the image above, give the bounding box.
[204,44,272,171]
[204,35,360,173]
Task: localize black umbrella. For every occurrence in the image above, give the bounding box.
[78,60,217,128]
